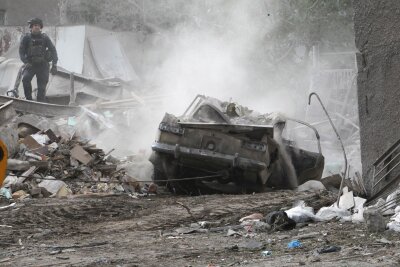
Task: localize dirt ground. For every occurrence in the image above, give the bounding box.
[1,190,399,267]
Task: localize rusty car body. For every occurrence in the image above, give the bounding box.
[150,95,324,194]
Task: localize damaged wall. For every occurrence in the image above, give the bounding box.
[0,0,59,26]
[353,0,400,194]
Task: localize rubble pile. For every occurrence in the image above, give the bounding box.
[0,122,151,203]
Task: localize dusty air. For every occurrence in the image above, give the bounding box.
[0,1,398,266]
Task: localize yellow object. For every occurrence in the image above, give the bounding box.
[0,140,7,186]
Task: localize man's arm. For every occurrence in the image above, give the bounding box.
[18,35,28,64]
[44,35,58,65]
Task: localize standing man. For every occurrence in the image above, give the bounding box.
[19,18,58,102]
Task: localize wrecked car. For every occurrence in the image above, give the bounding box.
[150,95,324,194]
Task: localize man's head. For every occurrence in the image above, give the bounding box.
[28,18,43,34]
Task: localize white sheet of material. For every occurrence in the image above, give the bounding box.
[88,34,138,82]
[0,58,23,93]
[56,26,85,74]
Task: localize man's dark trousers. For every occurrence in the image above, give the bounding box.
[22,62,49,102]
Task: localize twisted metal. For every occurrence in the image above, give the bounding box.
[309,92,348,207]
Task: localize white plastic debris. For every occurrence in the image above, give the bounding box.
[286,200,316,223]
[387,207,400,232]
[297,180,326,192]
[315,204,351,221]
[2,175,19,187]
[395,205,400,214]
[239,213,263,222]
[351,197,367,223]
[386,190,400,210]
[338,186,355,210]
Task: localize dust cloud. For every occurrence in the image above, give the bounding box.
[84,0,358,181]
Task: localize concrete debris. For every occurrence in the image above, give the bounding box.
[364,208,386,233]
[297,180,326,192]
[6,159,31,171]
[38,178,71,196]
[1,121,154,200]
[70,145,93,165]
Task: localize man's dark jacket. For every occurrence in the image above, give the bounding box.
[19,32,58,65]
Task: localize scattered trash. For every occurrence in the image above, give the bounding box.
[287,240,302,249]
[239,213,264,222]
[286,200,316,223]
[0,187,12,199]
[317,245,341,253]
[315,205,351,221]
[0,120,152,199]
[241,220,271,233]
[265,210,296,231]
[261,250,272,256]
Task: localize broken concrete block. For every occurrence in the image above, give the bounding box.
[321,174,342,189]
[38,179,71,197]
[364,208,386,233]
[70,157,79,167]
[70,145,93,165]
[55,185,72,197]
[297,180,326,192]
[7,159,31,171]
[30,187,43,198]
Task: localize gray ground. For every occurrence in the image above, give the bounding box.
[0,190,399,267]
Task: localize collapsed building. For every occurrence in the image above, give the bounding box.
[0,0,387,201]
